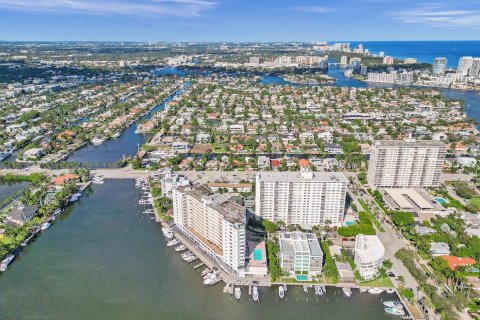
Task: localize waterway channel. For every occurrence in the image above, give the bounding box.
[0,179,398,320]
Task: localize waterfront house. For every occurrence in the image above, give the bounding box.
[52,173,80,186]
[3,205,38,228]
[441,256,476,271]
[430,242,451,257]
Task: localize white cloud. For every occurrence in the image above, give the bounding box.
[391,4,480,27]
[294,6,330,14]
[0,0,217,17]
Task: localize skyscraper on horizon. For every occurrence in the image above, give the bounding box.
[433,57,448,75]
[457,56,473,75]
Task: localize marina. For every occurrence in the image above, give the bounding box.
[0,180,401,319]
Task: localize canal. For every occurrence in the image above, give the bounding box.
[58,66,480,166]
[65,83,188,166]
[0,181,28,204]
[0,180,398,320]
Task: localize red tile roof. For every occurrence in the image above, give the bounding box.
[441,255,476,270]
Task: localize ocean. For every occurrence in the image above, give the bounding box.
[343,41,480,67]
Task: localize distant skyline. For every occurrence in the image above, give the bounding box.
[0,0,480,42]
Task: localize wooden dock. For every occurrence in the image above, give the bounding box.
[193,262,205,269]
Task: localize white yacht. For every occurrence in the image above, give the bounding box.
[162,228,174,239]
[383,301,401,308]
[342,287,352,298]
[40,222,51,231]
[0,254,15,272]
[91,137,106,145]
[70,194,80,202]
[368,288,383,294]
[252,286,259,302]
[278,285,285,299]
[234,287,241,300]
[174,244,186,252]
[167,239,180,247]
[92,176,104,184]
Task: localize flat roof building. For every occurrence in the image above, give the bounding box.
[172,185,246,274]
[255,171,347,227]
[368,139,446,189]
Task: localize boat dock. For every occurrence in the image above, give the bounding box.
[193,262,205,269]
[79,181,92,191]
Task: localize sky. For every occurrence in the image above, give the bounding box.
[0,0,480,41]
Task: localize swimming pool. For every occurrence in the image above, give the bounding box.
[253,248,263,261]
[435,197,447,205]
[345,221,355,226]
[295,275,309,281]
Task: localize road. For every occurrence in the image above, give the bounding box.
[346,171,472,320]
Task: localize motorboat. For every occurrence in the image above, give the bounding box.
[91,137,106,145]
[167,239,179,247]
[0,150,12,161]
[342,287,352,298]
[0,254,15,272]
[175,244,186,252]
[201,268,211,277]
[112,132,121,138]
[252,286,259,302]
[303,284,308,293]
[162,227,174,239]
[359,287,368,293]
[278,285,285,299]
[203,273,217,285]
[383,301,402,308]
[40,222,51,231]
[386,288,396,294]
[92,176,104,184]
[70,194,79,202]
[235,287,241,300]
[384,307,405,316]
[368,288,384,294]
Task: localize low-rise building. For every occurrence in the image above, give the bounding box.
[354,235,385,280]
[161,173,190,198]
[279,231,323,279]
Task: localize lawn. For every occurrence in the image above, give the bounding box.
[470,197,480,211]
[358,276,394,288]
[212,143,228,153]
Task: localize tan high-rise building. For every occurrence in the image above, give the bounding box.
[367,139,446,188]
[172,186,246,273]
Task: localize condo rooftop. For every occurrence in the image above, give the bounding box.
[279,232,323,257]
[256,171,347,183]
[373,139,446,147]
[177,185,245,224]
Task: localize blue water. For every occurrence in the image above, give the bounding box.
[66,84,188,166]
[344,41,480,67]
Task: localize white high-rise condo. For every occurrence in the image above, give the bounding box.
[457,56,473,76]
[433,57,448,75]
[172,186,246,274]
[255,171,347,227]
[367,139,446,188]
